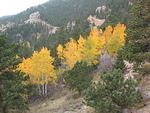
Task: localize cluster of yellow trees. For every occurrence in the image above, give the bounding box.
[17,24,126,96]
[57,24,126,69]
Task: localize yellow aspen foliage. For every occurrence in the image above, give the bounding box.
[103,26,113,42]
[113,24,126,44]
[83,28,105,65]
[106,24,126,56]
[57,36,86,69]
[77,35,86,60]
[17,47,56,85]
[57,44,64,60]
[83,36,99,65]
[61,38,81,69]
[57,24,126,67]
[16,55,21,59]
[89,27,100,38]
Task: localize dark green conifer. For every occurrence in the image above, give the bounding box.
[0,35,29,113]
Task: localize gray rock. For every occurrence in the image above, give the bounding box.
[123,109,131,113]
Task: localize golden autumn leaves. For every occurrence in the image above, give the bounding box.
[57,24,126,69]
[17,24,126,85]
[17,48,56,85]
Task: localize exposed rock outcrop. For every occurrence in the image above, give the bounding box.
[24,12,59,34]
[95,5,107,13]
[67,21,76,30]
[87,15,105,27]
[0,22,15,32]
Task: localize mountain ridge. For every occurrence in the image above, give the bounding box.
[0,0,134,52]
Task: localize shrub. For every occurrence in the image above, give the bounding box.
[141,63,150,76]
[64,62,94,95]
[85,69,143,113]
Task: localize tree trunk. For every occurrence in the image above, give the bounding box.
[2,106,7,113]
[78,89,82,96]
[42,84,45,96]
[42,83,48,97]
[45,83,48,96]
[38,83,48,97]
[0,88,7,113]
[38,85,42,96]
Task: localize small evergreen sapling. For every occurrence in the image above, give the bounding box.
[64,62,93,95]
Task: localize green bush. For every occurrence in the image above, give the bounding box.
[141,63,150,75]
[85,69,143,113]
[64,62,94,95]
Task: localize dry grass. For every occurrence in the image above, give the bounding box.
[28,96,67,113]
[28,89,94,113]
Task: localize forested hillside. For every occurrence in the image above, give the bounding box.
[0,0,150,113]
[0,0,133,54]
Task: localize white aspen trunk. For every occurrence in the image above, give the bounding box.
[45,83,48,96]
[42,84,45,96]
[41,74,45,97]
[38,85,42,96]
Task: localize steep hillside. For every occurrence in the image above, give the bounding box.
[0,0,134,52]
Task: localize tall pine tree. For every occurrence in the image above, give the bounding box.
[115,0,150,69]
[0,35,30,113]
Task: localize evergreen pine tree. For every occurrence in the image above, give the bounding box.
[0,35,30,113]
[64,62,93,95]
[115,0,150,69]
[85,69,142,113]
